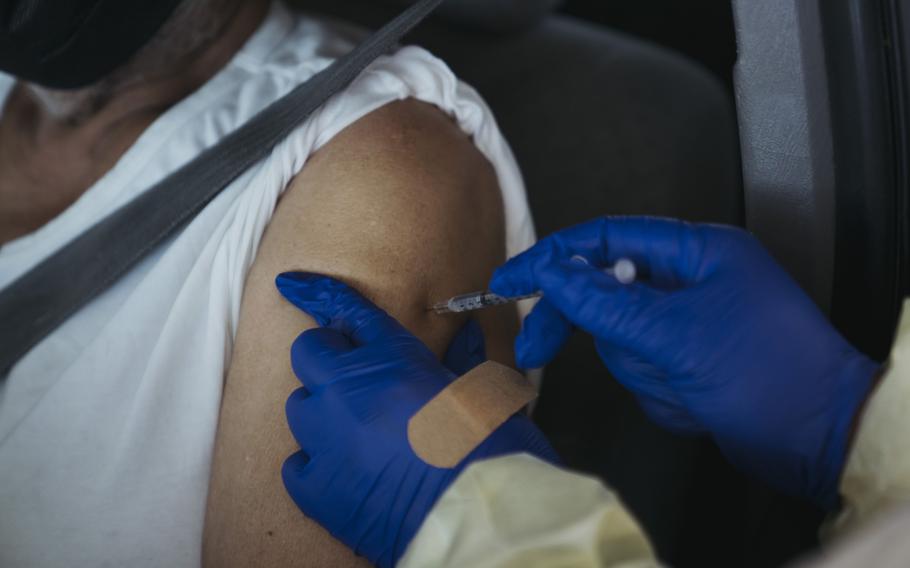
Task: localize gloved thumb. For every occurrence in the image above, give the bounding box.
[514,298,573,369]
[442,319,486,376]
[276,272,414,347]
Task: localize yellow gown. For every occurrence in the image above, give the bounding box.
[400,300,910,567]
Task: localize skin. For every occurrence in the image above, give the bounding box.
[0,0,269,245]
[201,99,518,567]
[0,1,519,563]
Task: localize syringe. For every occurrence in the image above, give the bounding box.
[430,257,637,315]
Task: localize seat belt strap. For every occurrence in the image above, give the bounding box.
[0,0,445,377]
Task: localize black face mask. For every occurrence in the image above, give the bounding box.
[0,0,184,89]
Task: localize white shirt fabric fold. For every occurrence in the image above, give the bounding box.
[0,2,534,566]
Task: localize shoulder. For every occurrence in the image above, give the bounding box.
[295,98,497,208]
[264,98,506,308]
[203,99,513,566]
[233,98,506,348]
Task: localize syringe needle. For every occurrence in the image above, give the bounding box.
[429,257,637,315]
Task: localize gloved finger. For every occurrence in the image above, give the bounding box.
[514,299,573,369]
[491,217,643,297]
[467,413,561,468]
[282,453,349,535]
[596,342,702,434]
[535,259,666,349]
[281,450,316,510]
[637,397,704,435]
[282,450,312,481]
[491,217,709,296]
[442,318,486,376]
[596,216,706,288]
[290,328,355,389]
[490,223,603,298]
[276,272,415,347]
[596,341,678,404]
[285,387,323,450]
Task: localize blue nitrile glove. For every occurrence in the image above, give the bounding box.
[441,318,487,376]
[490,216,880,510]
[275,273,558,568]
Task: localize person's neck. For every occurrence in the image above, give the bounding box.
[28,0,269,153]
[0,0,269,245]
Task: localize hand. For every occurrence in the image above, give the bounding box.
[275,273,557,567]
[490,216,880,509]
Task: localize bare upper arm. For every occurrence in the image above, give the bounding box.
[202,99,519,566]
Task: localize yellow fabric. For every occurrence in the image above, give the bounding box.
[401,301,910,567]
[828,299,910,538]
[794,504,910,568]
[399,453,659,568]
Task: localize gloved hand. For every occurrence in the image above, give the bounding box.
[490,216,880,510]
[440,317,487,377]
[275,273,558,568]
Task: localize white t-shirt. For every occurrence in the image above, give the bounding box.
[0,2,534,566]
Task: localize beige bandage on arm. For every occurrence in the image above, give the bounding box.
[407,361,538,468]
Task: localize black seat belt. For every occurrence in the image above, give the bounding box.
[0,0,445,377]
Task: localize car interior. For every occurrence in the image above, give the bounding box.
[294,0,909,566]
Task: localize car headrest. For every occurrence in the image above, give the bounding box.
[387,0,563,34]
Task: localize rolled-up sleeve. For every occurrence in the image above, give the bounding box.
[399,453,659,568]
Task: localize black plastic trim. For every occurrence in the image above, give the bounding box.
[823,0,906,360]
[889,0,910,336]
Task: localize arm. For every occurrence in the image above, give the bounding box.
[273,273,651,567]
[202,99,518,566]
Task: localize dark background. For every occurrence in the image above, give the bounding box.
[561,0,738,91]
[540,3,828,567]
